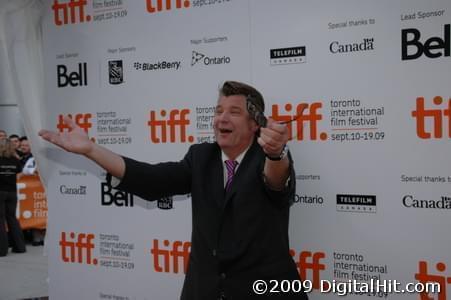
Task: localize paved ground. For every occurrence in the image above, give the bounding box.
[0,244,48,300]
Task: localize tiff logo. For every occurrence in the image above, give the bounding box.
[147,108,194,143]
[57,113,93,134]
[146,0,190,13]
[150,239,191,273]
[52,0,91,26]
[291,250,326,290]
[415,261,450,300]
[412,96,451,139]
[271,102,327,141]
[59,232,97,265]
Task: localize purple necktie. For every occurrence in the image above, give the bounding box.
[225,160,238,192]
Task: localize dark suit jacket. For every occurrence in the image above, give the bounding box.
[115,140,308,299]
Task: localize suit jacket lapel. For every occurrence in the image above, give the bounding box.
[210,145,225,208]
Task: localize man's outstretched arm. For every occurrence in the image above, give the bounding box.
[39,116,125,179]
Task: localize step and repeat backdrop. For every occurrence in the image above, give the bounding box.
[41,0,450,299]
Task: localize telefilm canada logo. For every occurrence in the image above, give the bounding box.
[336,194,376,213]
[191,51,231,66]
[270,46,306,65]
[108,60,123,85]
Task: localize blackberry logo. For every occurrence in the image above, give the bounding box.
[108,60,123,85]
[133,61,181,71]
[190,51,230,66]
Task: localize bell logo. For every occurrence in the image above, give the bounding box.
[57,113,93,134]
[150,239,191,273]
[101,182,134,207]
[412,96,451,139]
[402,24,450,60]
[147,108,194,143]
[57,63,88,87]
[271,102,327,141]
[291,250,326,290]
[415,261,451,300]
[146,0,190,13]
[52,0,91,26]
[59,232,97,265]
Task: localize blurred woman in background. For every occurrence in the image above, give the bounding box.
[0,139,26,256]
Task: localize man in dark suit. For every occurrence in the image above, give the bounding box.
[39,81,308,299]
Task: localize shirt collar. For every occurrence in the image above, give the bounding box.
[221,144,251,168]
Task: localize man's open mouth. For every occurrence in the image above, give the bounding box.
[219,128,233,134]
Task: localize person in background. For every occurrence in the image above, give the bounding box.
[19,136,32,166]
[0,130,7,140]
[17,137,44,246]
[8,134,23,158]
[0,139,26,256]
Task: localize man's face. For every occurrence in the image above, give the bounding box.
[10,137,20,149]
[20,140,31,154]
[0,131,6,140]
[214,95,258,158]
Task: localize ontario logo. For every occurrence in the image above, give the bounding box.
[191,51,230,67]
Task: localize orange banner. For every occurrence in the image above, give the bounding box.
[16,174,47,230]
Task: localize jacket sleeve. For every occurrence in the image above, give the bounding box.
[108,147,193,201]
[263,151,296,208]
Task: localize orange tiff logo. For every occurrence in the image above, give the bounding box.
[412,96,451,139]
[150,239,191,273]
[52,0,91,26]
[57,113,93,134]
[147,108,194,143]
[146,0,190,13]
[59,232,98,265]
[291,250,326,290]
[415,261,451,300]
[271,102,327,141]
